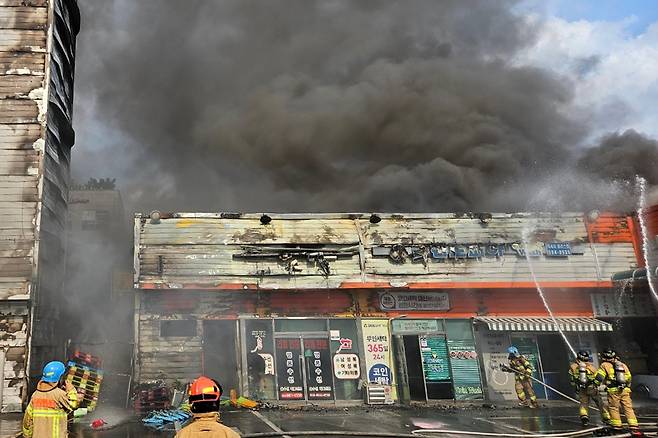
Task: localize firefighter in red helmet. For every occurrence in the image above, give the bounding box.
[175,376,240,438]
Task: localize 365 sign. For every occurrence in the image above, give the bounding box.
[361,319,393,386]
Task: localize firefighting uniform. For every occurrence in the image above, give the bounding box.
[569,360,610,423]
[594,360,638,430]
[22,381,78,438]
[509,355,537,406]
[175,412,241,438]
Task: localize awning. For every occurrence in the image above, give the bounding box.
[474,316,613,332]
[611,267,658,282]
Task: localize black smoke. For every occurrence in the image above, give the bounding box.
[72,0,657,213]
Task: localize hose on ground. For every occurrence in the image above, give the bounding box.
[241,427,605,438]
[411,426,605,437]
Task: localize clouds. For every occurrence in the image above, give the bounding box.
[516,15,658,139]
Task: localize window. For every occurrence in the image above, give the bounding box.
[80,209,110,230]
[81,210,96,230]
[160,320,197,337]
[275,319,326,332]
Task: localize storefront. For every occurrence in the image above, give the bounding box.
[242,318,363,402]
[474,317,611,401]
[391,318,483,402]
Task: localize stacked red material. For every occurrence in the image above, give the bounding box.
[133,385,171,414]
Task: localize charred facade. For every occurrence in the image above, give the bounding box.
[0,0,80,411]
[132,212,656,403]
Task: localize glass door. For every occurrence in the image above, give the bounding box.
[302,338,334,400]
[275,335,335,401]
[275,337,304,400]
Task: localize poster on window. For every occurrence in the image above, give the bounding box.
[419,335,450,381]
[304,338,334,400]
[361,319,393,386]
[275,338,304,400]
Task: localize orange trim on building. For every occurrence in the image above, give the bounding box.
[585,212,634,243]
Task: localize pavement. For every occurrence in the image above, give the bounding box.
[1,401,658,437]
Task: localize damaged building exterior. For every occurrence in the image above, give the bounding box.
[0,0,80,411]
[132,211,657,404]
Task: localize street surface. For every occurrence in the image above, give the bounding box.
[1,402,658,437]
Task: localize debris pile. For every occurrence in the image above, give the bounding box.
[133,381,171,414]
[142,407,192,431]
[66,351,104,412]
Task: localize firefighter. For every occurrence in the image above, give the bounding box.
[506,346,538,408]
[22,361,78,438]
[569,350,610,427]
[594,349,642,436]
[175,376,240,438]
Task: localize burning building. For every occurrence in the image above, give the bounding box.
[0,0,80,411]
[132,210,656,404]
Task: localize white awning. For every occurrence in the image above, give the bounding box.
[474,317,613,332]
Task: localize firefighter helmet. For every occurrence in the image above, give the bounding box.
[42,361,66,383]
[577,350,590,362]
[600,348,616,361]
[507,346,520,357]
[189,376,222,404]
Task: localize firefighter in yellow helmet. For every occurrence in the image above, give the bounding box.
[569,350,610,427]
[594,349,642,436]
[506,346,538,408]
[22,361,78,438]
[175,376,240,438]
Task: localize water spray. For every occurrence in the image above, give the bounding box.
[521,228,577,358]
[635,176,658,302]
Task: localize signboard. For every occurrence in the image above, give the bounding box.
[392,319,440,334]
[419,335,450,381]
[545,242,572,257]
[275,338,304,400]
[333,354,361,379]
[372,241,582,263]
[591,293,657,317]
[304,338,333,400]
[361,320,393,386]
[448,340,483,400]
[379,292,450,312]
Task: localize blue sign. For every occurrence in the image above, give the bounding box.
[545,242,571,257]
[368,364,391,385]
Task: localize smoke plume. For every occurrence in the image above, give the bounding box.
[73,0,658,213]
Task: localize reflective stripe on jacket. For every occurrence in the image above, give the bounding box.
[594,360,632,393]
[22,381,78,438]
[509,356,533,380]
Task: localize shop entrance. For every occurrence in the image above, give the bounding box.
[203,320,239,393]
[275,335,334,401]
[400,334,453,401]
[537,334,572,400]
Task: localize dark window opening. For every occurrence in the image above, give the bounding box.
[160,320,197,337]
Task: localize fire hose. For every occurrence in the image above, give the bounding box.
[495,363,600,411]
[239,429,635,438]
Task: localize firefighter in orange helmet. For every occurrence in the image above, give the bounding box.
[175,376,240,438]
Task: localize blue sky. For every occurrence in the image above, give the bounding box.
[523,0,658,35]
